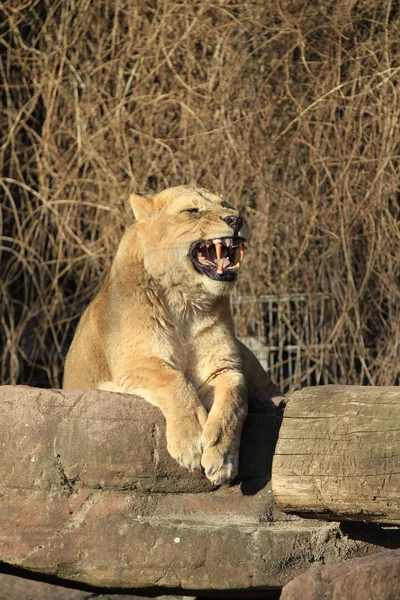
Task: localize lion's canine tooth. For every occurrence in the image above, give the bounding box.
[217,258,224,274]
[239,243,244,261]
[215,242,222,260]
[233,262,241,269]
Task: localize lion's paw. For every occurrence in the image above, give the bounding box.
[200,422,239,485]
[166,408,207,472]
[201,445,238,486]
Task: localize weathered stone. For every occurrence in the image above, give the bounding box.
[280,549,400,600]
[0,575,91,600]
[0,485,387,592]
[0,386,281,494]
[0,573,179,600]
[0,386,394,596]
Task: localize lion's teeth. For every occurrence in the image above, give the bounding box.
[215,242,222,260]
[217,258,224,274]
[239,243,244,261]
[213,238,222,244]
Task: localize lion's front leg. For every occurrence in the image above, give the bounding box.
[200,371,248,486]
[101,359,208,472]
[164,403,207,471]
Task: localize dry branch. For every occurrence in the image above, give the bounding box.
[1,1,399,390]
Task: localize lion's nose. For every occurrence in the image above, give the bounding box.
[221,215,244,234]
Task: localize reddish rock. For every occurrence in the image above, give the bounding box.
[0,573,181,600]
[280,549,400,600]
[0,385,281,493]
[0,386,389,596]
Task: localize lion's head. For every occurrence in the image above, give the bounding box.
[129,186,247,295]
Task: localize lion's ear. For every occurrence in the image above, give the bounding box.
[129,193,154,221]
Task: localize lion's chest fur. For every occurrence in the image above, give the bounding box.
[153,300,222,367]
[152,298,239,393]
[132,282,235,385]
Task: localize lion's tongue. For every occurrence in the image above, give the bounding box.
[216,257,231,274]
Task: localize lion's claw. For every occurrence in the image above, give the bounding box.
[201,446,237,485]
[201,421,239,485]
[166,408,207,471]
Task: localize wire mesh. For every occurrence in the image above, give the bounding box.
[233,294,348,394]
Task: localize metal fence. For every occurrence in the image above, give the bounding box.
[233,294,347,393]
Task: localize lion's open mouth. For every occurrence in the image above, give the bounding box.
[189,237,245,281]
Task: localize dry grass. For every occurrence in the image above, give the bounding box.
[1,0,399,390]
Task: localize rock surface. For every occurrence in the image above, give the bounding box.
[0,386,281,494]
[0,573,181,600]
[280,549,400,600]
[0,386,394,596]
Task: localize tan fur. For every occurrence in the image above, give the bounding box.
[63,186,278,485]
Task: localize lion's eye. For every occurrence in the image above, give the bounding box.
[181,208,200,214]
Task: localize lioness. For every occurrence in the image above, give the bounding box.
[63,186,277,485]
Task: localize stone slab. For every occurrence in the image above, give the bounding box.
[0,386,281,493]
[0,573,178,600]
[280,549,400,600]
[0,386,395,595]
[0,485,385,592]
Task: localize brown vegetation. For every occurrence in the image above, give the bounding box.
[1,0,399,391]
